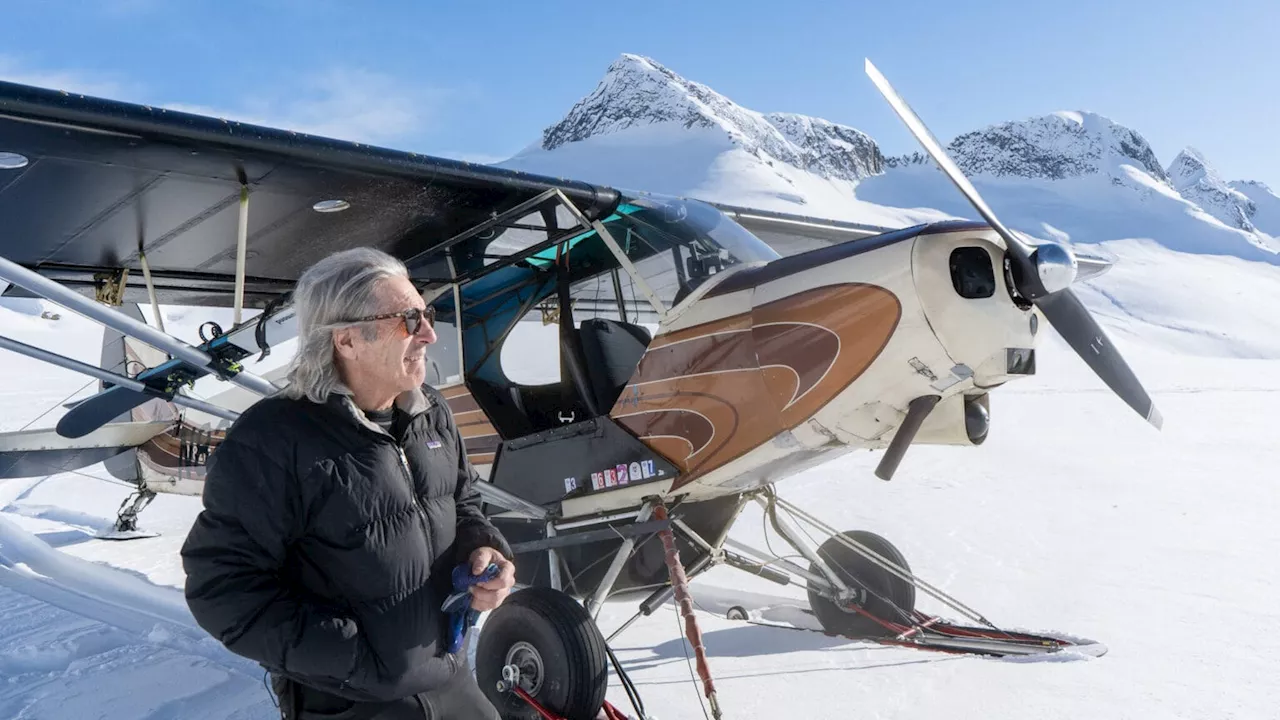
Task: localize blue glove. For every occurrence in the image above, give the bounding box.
[443,562,501,654]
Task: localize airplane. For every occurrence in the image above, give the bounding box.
[0,59,1159,720]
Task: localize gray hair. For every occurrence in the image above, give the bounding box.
[280,246,410,404]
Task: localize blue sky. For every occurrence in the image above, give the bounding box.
[3,0,1276,187]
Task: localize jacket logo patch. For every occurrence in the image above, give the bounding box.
[427,440,443,449]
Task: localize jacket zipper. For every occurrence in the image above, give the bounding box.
[396,446,422,514]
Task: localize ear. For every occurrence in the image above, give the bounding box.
[332,326,360,361]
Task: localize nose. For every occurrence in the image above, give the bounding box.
[417,322,437,343]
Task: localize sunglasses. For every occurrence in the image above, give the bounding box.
[350,305,436,336]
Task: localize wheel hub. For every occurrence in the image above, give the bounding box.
[836,586,867,613]
[503,641,544,695]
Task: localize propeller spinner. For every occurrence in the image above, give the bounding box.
[864,59,1162,430]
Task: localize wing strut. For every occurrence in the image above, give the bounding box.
[0,253,278,397]
[138,251,164,333]
[0,334,239,422]
[233,183,249,325]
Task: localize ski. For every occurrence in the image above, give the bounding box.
[56,300,297,439]
[720,604,1106,658]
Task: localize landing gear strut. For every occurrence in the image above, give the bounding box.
[805,529,917,638]
[98,486,160,540]
[614,485,1107,658]
[114,487,155,533]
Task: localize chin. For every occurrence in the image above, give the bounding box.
[402,361,426,388]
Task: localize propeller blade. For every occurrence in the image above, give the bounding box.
[1036,290,1162,429]
[864,57,1162,429]
[863,59,1033,262]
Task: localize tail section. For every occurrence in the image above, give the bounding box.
[98,303,177,484]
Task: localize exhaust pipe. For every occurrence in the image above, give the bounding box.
[874,395,940,481]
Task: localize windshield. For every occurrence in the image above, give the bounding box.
[606,193,779,307]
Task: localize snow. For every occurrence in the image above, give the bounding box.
[537,54,882,185]
[2,307,1278,719]
[2,52,1279,720]
[947,110,1169,184]
[1229,180,1280,237]
[1167,147,1259,232]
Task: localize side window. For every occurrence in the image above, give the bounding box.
[498,268,659,387]
[499,308,561,386]
[424,316,464,386]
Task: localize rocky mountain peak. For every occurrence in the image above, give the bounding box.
[540,54,726,151]
[1168,147,1257,231]
[943,111,1168,183]
[764,112,883,182]
[538,54,882,183]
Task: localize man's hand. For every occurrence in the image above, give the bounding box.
[468,547,515,612]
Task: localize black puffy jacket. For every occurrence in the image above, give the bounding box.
[180,383,512,704]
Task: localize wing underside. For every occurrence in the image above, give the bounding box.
[0,79,620,309]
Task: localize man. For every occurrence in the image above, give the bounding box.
[180,247,516,719]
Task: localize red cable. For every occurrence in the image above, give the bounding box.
[513,686,633,720]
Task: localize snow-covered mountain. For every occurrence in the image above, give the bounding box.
[1167,147,1257,231]
[503,54,931,229]
[501,54,1280,358]
[933,111,1167,184]
[540,54,884,184]
[1228,179,1280,237]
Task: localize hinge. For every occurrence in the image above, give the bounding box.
[94,268,129,306]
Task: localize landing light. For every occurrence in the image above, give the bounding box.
[0,152,29,170]
[313,199,350,213]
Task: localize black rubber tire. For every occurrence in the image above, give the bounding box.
[806,530,916,639]
[476,587,608,720]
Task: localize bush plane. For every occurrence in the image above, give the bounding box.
[0,60,1158,719]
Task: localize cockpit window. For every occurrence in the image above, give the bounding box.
[607,193,780,307]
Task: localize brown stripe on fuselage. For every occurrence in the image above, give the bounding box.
[460,425,497,442]
[439,386,502,459]
[630,330,757,385]
[461,433,500,454]
[440,385,472,399]
[752,323,838,407]
[616,388,751,479]
[648,312,753,350]
[757,284,901,429]
[612,283,901,490]
[613,408,716,460]
[445,393,480,415]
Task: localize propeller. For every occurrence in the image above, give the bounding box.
[864,59,1162,430]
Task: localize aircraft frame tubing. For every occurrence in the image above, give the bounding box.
[0,253,278,397]
[652,493,843,596]
[752,490,854,598]
[718,535,838,594]
[0,333,240,423]
[586,501,656,619]
[769,493,993,627]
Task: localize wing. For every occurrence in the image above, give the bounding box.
[0,79,621,309]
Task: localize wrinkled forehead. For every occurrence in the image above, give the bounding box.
[373,275,426,313]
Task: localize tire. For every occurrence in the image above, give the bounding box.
[476,586,609,720]
[806,530,916,639]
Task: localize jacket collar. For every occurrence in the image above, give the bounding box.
[330,385,434,438]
